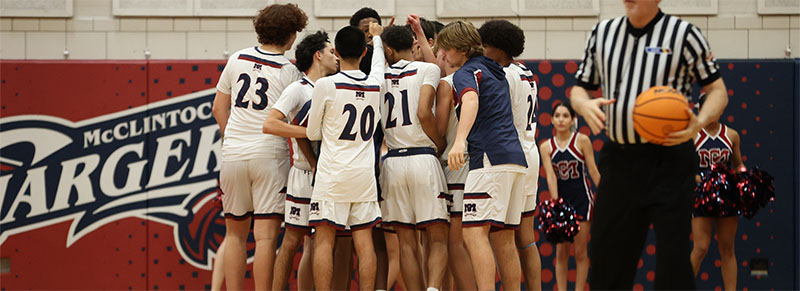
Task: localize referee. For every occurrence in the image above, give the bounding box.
[571,0,728,289]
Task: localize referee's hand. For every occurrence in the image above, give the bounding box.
[573,97,616,135]
[663,107,700,146]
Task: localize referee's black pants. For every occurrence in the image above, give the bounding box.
[589,141,698,290]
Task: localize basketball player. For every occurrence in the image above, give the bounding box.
[260,31,339,290]
[434,47,477,290]
[539,102,600,291]
[437,21,528,291]
[350,7,381,75]
[306,23,386,291]
[690,93,744,291]
[378,25,449,291]
[478,19,543,290]
[571,0,728,288]
[211,3,307,290]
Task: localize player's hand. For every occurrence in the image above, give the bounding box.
[448,140,466,171]
[663,107,700,146]
[387,16,395,27]
[407,14,423,34]
[573,97,615,135]
[368,22,384,39]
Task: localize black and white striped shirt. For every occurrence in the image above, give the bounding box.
[575,10,720,144]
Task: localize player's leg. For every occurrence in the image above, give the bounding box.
[350,201,382,291]
[489,229,522,291]
[448,214,476,290]
[462,224,494,291]
[384,230,403,290]
[424,223,449,289]
[211,238,226,291]
[716,216,738,290]
[373,228,389,290]
[332,234,354,290]
[690,217,713,276]
[312,224,337,291]
[516,199,541,291]
[224,217,251,290]
[396,226,425,290]
[297,235,314,291]
[272,226,306,290]
[250,157,289,290]
[574,221,591,291]
[252,218,281,290]
[219,160,253,290]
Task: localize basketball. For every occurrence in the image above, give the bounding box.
[632,86,690,144]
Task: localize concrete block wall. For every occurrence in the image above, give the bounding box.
[0,0,797,60]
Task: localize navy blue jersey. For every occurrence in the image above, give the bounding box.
[453,56,526,170]
[549,133,593,207]
[694,124,733,170]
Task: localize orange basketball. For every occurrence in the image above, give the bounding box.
[632,86,690,144]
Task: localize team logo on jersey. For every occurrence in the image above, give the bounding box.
[0,88,244,270]
[645,47,672,54]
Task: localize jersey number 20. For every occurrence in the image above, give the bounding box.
[339,104,376,141]
[234,73,268,110]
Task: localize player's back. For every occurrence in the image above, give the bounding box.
[504,62,539,154]
[382,60,440,150]
[218,46,302,161]
[309,71,382,201]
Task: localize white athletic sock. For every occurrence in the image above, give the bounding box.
[427,288,440,291]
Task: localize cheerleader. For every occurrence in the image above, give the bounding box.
[690,94,745,291]
[539,102,600,291]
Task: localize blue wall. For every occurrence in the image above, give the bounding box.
[523,59,799,290]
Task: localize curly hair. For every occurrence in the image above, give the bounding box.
[253,3,308,46]
[477,20,525,58]
[349,7,381,27]
[381,25,414,52]
[294,31,330,73]
[435,21,484,58]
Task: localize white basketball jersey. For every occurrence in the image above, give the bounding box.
[382,60,441,150]
[504,62,538,153]
[306,71,383,202]
[216,46,303,161]
[271,77,318,171]
[438,73,462,163]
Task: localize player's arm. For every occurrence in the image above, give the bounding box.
[408,14,436,63]
[728,128,745,171]
[418,84,445,151]
[448,90,476,171]
[434,80,453,155]
[306,81,329,141]
[262,109,307,138]
[539,141,559,199]
[212,90,232,139]
[296,138,318,171]
[578,134,601,186]
[368,22,386,84]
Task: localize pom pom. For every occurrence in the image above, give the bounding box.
[537,198,582,243]
[694,164,740,217]
[736,167,775,219]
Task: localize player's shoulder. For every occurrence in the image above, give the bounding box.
[412,61,438,71]
[539,138,553,151]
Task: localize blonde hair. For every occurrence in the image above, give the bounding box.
[435,21,484,58]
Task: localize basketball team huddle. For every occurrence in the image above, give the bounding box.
[212,1,738,290]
